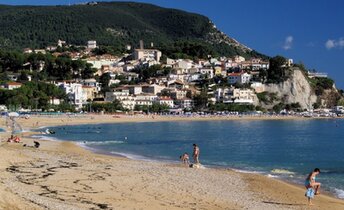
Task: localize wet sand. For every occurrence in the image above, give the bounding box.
[0,115,343,209]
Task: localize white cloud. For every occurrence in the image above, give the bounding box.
[339,38,344,48]
[326,40,336,49]
[325,37,344,50]
[283,36,293,50]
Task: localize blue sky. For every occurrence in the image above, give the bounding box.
[1,0,344,88]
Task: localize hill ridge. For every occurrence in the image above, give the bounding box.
[0,1,265,59]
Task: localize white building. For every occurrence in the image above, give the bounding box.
[127,85,143,95]
[57,39,66,47]
[175,98,193,109]
[105,89,137,110]
[158,97,174,108]
[233,56,245,63]
[188,73,202,82]
[200,68,214,79]
[82,79,101,92]
[86,59,116,70]
[232,89,255,104]
[87,40,97,49]
[214,87,233,103]
[135,94,158,102]
[3,82,22,90]
[173,60,193,70]
[58,82,85,109]
[228,72,252,84]
[134,49,162,62]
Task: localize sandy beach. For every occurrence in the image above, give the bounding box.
[0,114,344,210]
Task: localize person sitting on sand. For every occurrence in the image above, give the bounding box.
[180,153,190,165]
[305,168,321,205]
[34,141,40,148]
[7,134,14,142]
[193,144,200,164]
[14,136,21,143]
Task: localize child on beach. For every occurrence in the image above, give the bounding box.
[180,153,190,165]
[305,168,321,205]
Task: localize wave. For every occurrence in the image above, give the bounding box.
[109,151,154,161]
[334,188,344,199]
[271,169,295,175]
[233,169,264,174]
[81,140,125,145]
[267,174,279,178]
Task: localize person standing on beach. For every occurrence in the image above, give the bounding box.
[193,144,200,164]
[305,168,321,205]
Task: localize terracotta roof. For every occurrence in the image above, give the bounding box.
[159,97,173,101]
[7,82,22,86]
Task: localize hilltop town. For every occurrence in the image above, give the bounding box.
[0,39,343,116]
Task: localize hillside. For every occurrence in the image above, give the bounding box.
[0,1,266,59]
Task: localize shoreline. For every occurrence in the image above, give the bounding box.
[1,115,344,209]
[23,115,344,199]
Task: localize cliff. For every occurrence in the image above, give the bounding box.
[261,68,318,110]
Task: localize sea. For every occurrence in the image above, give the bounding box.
[34,119,344,199]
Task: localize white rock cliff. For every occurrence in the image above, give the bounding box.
[262,68,317,110]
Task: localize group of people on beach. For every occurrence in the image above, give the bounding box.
[180,144,200,167]
[7,134,21,143]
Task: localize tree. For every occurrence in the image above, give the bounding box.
[99,73,111,94]
[267,55,288,83]
[193,90,209,110]
[18,71,29,82]
[82,63,96,79]
[337,98,344,106]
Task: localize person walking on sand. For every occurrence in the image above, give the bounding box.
[193,144,200,164]
[305,168,321,205]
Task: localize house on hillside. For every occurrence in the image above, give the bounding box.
[2,82,22,90]
[158,96,174,108]
[134,49,162,62]
[81,79,101,92]
[57,81,85,109]
[232,89,255,104]
[82,86,98,101]
[227,72,252,84]
[200,68,214,79]
[175,98,193,109]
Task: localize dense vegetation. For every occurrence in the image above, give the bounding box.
[0,49,96,82]
[308,77,334,95]
[0,2,264,59]
[266,56,291,83]
[0,81,66,111]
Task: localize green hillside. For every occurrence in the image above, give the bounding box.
[0,1,266,59]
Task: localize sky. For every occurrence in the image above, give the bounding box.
[1,0,344,88]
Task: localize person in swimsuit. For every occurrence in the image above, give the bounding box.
[180,153,190,165]
[193,144,200,164]
[305,168,321,205]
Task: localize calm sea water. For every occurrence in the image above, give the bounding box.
[35,119,344,198]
